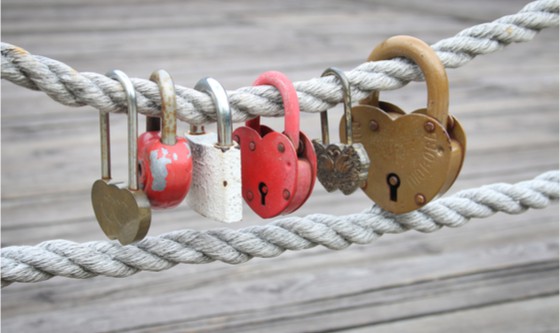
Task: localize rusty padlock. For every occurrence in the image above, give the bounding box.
[233,71,317,218]
[91,69,151,245]
[185,77,243,223]
[137,70,193,209]
[312,67,370,195]
[341,35,466,213]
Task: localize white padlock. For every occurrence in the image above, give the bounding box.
[186,77,243,223]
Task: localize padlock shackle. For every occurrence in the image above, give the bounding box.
[99,111,111,181]
[248,71,300,150]
[194,77,233,149]
[149,70,177,146]
[106,69,140,191]
[365,35,449,126]
[320,67,353,145]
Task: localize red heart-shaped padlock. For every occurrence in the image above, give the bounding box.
[233,71,317,218]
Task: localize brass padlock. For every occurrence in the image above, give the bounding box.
[341,35,466,213]
[91,69,151,245]
[312,67,370,195]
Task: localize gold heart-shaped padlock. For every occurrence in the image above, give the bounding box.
[91,70,151,245]
[340,35,466,213]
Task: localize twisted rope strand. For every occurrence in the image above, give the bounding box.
[1,0,558,125]
[2,170,558,288]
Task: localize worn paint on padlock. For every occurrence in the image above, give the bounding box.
[91,70,151,245]
[186,132,242,223]
[138,70,193,209]
[341,35,466,214]
[139,137,192,206]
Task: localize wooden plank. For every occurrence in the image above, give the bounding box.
[1,0,558,332]
[2,243,557,332]
[343,295,560,333]
[1,206,558,330]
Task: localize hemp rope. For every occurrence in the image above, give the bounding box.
[1,170,558,287]
[1,0,558,125]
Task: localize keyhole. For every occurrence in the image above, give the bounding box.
[258,182,268,206]
[387,173,401,202]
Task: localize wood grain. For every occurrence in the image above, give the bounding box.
[1,0,558,332]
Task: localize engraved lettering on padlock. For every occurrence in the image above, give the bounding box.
[233,71,317,218]
[138,70,193,209]
[340,35,467,213]
[185,77,243,223]
[91,70,151,245]
[312,67,370,195]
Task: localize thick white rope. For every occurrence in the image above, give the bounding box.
[1,170,558,288]
[1,2,558,288]
[1,0,558,125]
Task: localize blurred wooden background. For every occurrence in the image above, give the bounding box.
[1,0,558,332]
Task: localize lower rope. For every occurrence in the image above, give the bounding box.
[1,170,558,288]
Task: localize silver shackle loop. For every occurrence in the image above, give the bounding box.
[320,67,353,145]
[106,69,139,191]
[194,77,233,149]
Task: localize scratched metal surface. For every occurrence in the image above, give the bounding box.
[1,1,558,332]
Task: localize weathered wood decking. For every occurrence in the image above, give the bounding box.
[1,0,558,332]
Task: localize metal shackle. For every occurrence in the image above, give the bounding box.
[247,71,300,150]
[319,67,353,145]
[106,69,140,191]
[194,77,233,149]
[149,70,177,145]
[366,35,449,126]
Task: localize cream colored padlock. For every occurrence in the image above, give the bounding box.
[186,77,242,223]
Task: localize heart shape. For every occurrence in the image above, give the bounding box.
[343,105,454,213]
[233,126,298,218]
[312,141,370,195]
[91,179,151,244]
[283,131,317,214]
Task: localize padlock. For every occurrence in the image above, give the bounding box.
[185,77,243,223]
[312,67,370,195]
[91,69,151,245]
[233,71,317,218]
[340,35,466,213]
[137,70,193,209]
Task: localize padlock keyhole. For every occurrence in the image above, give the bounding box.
[258,182,269,206]
[387,173,401,202]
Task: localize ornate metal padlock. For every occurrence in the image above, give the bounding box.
[341,35,466,213]
[233,71,317,218]
[312,67,370,195]
[91,69,151,245]
[185,77,243,223]
[137,70,193,209]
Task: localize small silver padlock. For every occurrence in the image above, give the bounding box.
[312,67,370,195]
[186,77,243,223]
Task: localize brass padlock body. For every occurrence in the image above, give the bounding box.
[341,35,466,213]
